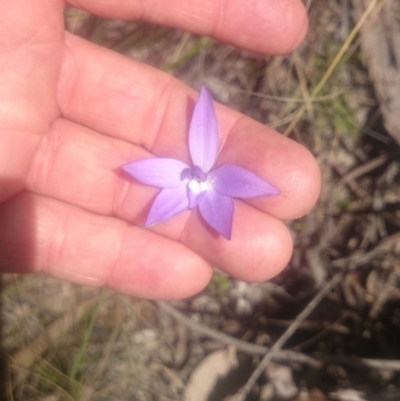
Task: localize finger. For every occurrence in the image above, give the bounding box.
[27,119,293,281]
[0,0,64,202]
[215,117,321,220]
[183,201,293,282]
[0,192,212,300]
[68,0,308,55]
[57,36,320,219]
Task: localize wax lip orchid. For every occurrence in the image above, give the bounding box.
[121,86,280,239]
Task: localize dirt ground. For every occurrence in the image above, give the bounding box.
[2,1,400,400]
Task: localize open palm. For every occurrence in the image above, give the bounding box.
[0,0,320,300]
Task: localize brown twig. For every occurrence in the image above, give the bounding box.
[335,154,389,188]
[332,231,400,270]
[158,295,400,374]
[156,301,321,367]
[320,356,400,371]
[234,273,343,401]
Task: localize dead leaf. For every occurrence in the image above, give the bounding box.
[184,348,238,401]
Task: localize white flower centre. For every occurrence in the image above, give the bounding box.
[188,179,209,194]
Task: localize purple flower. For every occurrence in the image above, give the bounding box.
[122,86,280,239]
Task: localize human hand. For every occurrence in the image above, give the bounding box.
[0,0,320,300]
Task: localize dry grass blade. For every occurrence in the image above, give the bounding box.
[9,296,98,383]
[283,0,383,136]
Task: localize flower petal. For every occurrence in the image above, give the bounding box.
[210,164,280,198]
[145,185,189,226]
[199,188,234,239]
[188,188,206,210]
[122,158,189,188]
[189,86,219,172]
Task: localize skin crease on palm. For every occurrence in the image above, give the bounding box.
[0,0,320,300]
